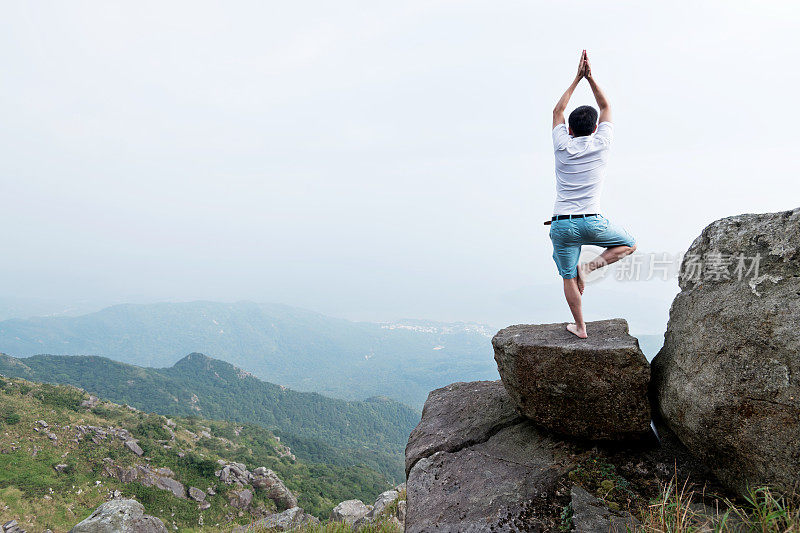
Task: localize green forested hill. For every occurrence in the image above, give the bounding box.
[0,352,419,483]
[0,376,396,532]
[0,301,496,408]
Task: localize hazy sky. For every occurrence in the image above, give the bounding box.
[1,1,799,333]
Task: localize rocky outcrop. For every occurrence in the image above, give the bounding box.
[405,378,723,532]
[351,482,406,530]
[651,207,800,496]
[214,462,297,510]
[80,395,100,409]
[216,461,250,485]
[69,500,167,533]
[493,319,652,440]
[405,380,576,532]
[103,462,186,499]
[251,467,297,509]
[233,507,320,532]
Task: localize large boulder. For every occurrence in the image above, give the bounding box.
[329,500,371,526]
[651,207,800,495]
[492,319,652,440]
[69,500,167,533]
[251,467,297,509]
[405,380,575,532]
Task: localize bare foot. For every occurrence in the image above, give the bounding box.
[567,323,588,338]
[576,266,585,295]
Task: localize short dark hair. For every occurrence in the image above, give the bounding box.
[568,105,598,137]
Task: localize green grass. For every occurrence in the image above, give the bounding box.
[639,475,799,532]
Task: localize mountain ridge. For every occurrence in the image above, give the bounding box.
[0,350,418,482]
[0,300,498,408]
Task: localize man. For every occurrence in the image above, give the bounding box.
[549,50,636,339]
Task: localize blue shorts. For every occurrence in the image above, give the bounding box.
[549,214,636,279]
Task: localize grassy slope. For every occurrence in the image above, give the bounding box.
[0,352,419,483]
[0,376,396,533]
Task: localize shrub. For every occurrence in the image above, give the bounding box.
[179,452,218,478]
[34,384,84,411]
[3,411,21,425]
[134,418,171,440]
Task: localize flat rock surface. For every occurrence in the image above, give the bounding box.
[404,380,525,477]
[493,319,651,440]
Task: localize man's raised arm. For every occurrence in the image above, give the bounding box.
[583,53,611,123]
[552,50,587,129]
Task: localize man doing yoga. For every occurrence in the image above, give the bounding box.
[549,50,636,338]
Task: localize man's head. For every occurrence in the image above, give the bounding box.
[568,105,598,137]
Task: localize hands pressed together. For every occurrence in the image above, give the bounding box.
[576,49,593,81]
[553,49,609,126]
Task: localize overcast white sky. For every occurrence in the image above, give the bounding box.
[1,1,799,333]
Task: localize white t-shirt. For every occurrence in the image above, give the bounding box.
[551,121,613,215]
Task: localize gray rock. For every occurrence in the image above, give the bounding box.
[54,464,69,473]
[368,488,399,519]
[405,380,575,533]
[404,380,525,477]
[80,395,100,409]
[103,463,185,499]
[69,499,167,533]
[651,207,800,496]
[233,507,319,532]
[152,475,185,499]
[570,485,640,533]
[188,486,206,502]
[3,520,24,533]
[493,319,652,440]
[330,499,371,526]
[229,488,254,509]
[217,462,250,485]
[124,440,143,457]
[251,467,297,509]
[353,489,400,529]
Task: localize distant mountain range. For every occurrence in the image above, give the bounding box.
[0,351,418,482]
[0,301,498,408]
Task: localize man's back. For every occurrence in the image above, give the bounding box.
[552,121,613,215]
